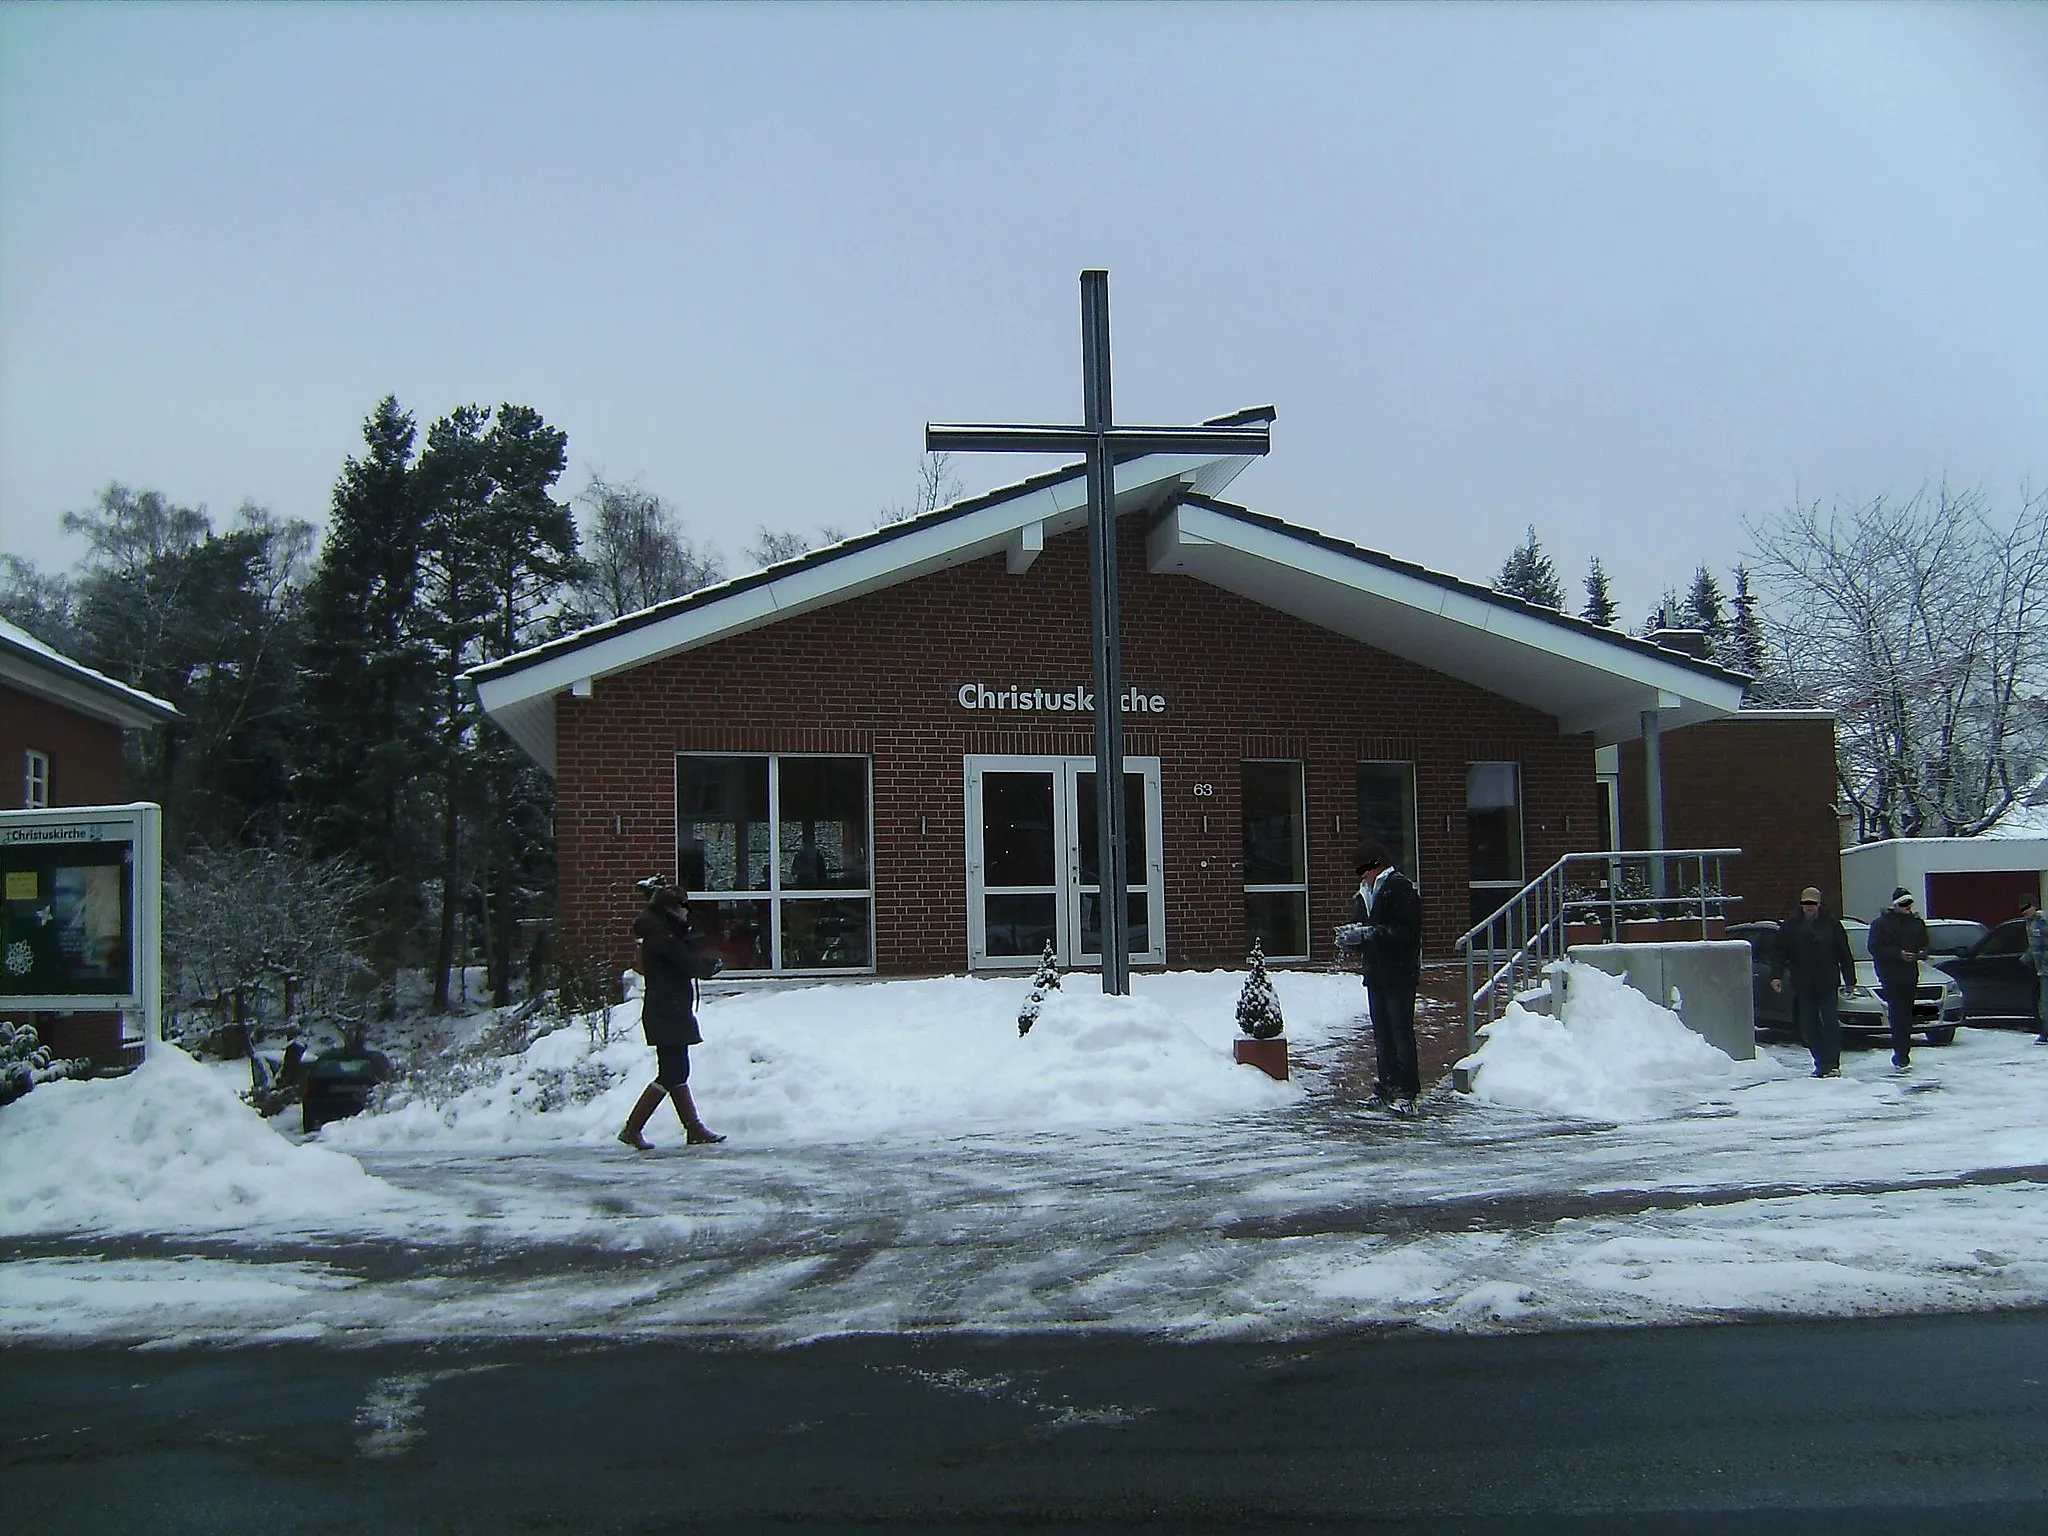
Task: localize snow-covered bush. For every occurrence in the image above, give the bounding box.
[1017,939,1062,1036]
[1235,940,1284,1039]
[0,1019,91,1108]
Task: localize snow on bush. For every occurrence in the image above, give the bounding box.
[0,1042,416,1236]
[1459,961,1763,1122]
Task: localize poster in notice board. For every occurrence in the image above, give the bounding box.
[0,840,134,999]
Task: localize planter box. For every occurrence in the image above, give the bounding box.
[1233,1036,1289,1081]
[1617,918,1727,944]
[1563,923,1605,948]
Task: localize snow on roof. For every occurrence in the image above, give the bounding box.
[466,417,1747,771]
[0,616,178,729]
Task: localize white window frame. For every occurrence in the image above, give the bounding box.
[673,751,875,975]
[23,749,50,810]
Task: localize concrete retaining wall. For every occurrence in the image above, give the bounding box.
[1563,940,1755,1061]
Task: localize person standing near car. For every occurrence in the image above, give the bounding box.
[618,882,727,1150]
[1868,886,1930,1073]
[1770,886,1857,1078]
[2022,894,2048,1044]
[1340,841,1424,1113]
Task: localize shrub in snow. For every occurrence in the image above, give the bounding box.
[0,1020,91,1108]
[1017,940,1062,1036]
[1235,940,1285,1040]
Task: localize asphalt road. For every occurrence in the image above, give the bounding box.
[6,1310,2047,1534]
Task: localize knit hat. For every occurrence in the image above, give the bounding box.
[1890,887,1914,907]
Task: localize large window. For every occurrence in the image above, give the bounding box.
[1467,761,1525,927]
[676,754,872,973]
[1242,760,1307,959]
[1355,762,1419,883]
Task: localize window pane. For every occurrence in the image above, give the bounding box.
[1075,772,1147,887]
[1244,891,1308,959]
[677,757,770,893]
[1079,892,1151,957]
[779,758,869,891]
[1356,763,1419,878]
[1242,761,1305,885]
[983,773,1057,888]
[1467,762,1524,884]
[692,898,772,972]
[984,893,1057,958]
[780,897,872,969]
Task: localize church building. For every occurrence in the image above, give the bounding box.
[470,421,1752,983]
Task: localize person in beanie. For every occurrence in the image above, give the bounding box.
[1867,886,1930,1072]
[1769,886,1857,1078]
[619,883,726,1149]
[2021,894,2048,1044]
[1343,840,1424,1112]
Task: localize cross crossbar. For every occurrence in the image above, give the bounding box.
[925,423,1273,458]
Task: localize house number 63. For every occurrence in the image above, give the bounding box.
[1191,782,1215,796]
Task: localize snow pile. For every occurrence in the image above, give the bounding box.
[0,1042,416,1236]
[325,970,1357,1152]
[1459,961,1774,1121]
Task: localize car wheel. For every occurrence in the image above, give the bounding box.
[1925,1026,1957,1046]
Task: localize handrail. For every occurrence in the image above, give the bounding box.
[1454,848,1743,1053]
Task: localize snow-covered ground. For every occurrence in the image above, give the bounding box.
[5,963,2047,1350]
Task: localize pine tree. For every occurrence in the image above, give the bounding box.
[1495,525,1566,610]
[1235,939,1285,1040]
[1725,564,1766,676]
[298,397,436,999]
[1580,557,1619,627]
[1682,565,1728,646]
[1018,939,1062,1035]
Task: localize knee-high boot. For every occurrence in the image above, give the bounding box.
[670,1085,725,1144]
[617,1083,667,1150]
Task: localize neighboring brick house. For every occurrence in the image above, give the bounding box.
[1613,709,1843,925]
[470,439,1749,983]
[1,617,177,1066]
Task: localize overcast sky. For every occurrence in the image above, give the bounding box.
[2,3,2043,626]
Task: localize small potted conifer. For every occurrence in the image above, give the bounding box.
[1232,939,1289,1080]
[1017,939,1061,1036]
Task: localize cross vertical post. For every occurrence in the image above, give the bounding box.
[928,271,1271,994]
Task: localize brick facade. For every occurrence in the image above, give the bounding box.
[1619,713,1841,924]
[0,681,128,810]
[558,520,1602,978]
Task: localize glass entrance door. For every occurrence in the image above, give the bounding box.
[965,755,1164,970]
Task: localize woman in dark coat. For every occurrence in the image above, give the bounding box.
[618,885,726,1149]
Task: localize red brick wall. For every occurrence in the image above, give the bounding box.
[556,520,1601,977]
[0,682,129,809]
[1620,714,1841,924]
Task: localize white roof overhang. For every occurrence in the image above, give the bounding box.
[0,621,179,730]
[1147,498,1748,745]
[472,450,1262,770]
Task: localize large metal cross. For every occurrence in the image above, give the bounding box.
[927,270,1271,994]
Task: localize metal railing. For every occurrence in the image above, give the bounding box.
[1454,849,1742,1051]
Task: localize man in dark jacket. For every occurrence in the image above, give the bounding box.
[619,883,727,1149]
[1341,841,1424,1113]
[1769,885,1857,1078]
[1867,886,1930,1073]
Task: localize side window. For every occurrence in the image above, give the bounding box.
[1355,762,1419,883]
[24,749,50,810]
[1467,761,1525,928]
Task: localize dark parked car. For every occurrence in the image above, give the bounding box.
[1933,920,2043,1026]
[1729,920,1963,1046]
[302,1048,391,1133]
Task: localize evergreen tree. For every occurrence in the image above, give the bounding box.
[1495,525,1566,610]
[1682,565,1728,646]
[297,397,436,1000]
[1235,939,1285,1040]
[1017,939,1062,1036]
[1725,564,1766,676]
[1579,557,1619,627]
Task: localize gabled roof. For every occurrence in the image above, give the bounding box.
[470,414,1748,770]
[0,617,179,730]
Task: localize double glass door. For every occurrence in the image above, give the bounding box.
[965,755,1164,970]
